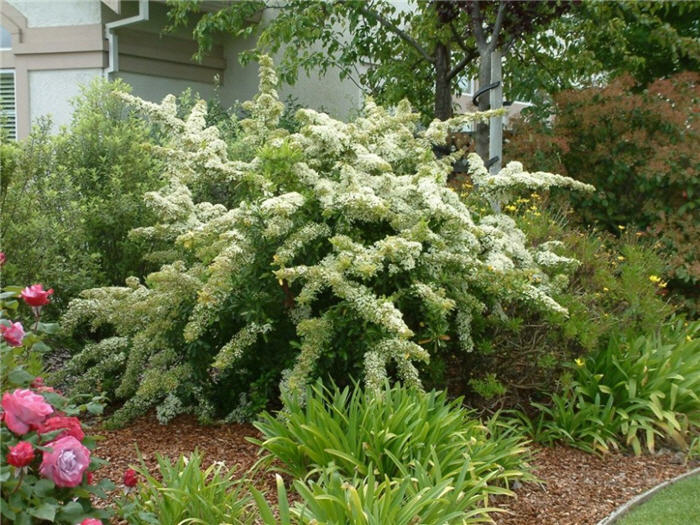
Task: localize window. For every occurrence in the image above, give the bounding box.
[0,70,17,140]
[0,25,11,50]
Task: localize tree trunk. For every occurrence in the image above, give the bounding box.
[434,42,453,121]
[475,50,491,160]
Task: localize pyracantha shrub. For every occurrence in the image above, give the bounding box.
[60,57,593,426]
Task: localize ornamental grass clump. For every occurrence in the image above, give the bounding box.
[251,383,531,524]
[60,56,593,425]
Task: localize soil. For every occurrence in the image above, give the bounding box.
[94,415,696,524]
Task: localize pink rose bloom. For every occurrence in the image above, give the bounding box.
[0,322,25,347]
[38,416,85,442]
[80,520,103,525]
[39,436,91,488]
[6,441,35,467]
[1,389,53,434]
[21,284,54,307]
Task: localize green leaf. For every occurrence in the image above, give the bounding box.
[56,501,86,522]
[32,478,55,498]
[7,368,34,386]
[29,502,57,522]
[37,322,59,334]
[86,401,105,415]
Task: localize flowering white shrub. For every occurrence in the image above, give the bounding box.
[61,57,593,425]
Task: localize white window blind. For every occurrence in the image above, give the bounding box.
[0,70,17,140]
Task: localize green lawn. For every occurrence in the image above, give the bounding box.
[617,473,700,525]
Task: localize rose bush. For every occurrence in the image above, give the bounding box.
[1,268,113,524]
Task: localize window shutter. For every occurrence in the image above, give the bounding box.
[0,70,17,140]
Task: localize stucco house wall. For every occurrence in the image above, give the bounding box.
[0,0,364,139]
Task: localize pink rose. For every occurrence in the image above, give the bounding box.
[1,389,53,434]
[80,520,103,525]
[38,416,85,442]
[6,441,35,467]
[21,284,54,307]
[0,321,25,347]
[39,436,91,488]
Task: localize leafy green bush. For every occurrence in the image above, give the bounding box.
[0,79,162,314]
[118,451,252,525]
[253,382,530,523]
[518,319,700,454]
[506,73,700,311]
[59,56,594,426]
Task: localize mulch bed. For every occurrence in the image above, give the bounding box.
[93,415,696,524]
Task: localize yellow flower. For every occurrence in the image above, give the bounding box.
[659,281,668,288]
[534,212,541,217]
[687,336,693,342]
[506,205,517,212]
[617,256,625,261]
[618,225,626,230]
[649,275,661,283]
[603,287,609,292]
[575,358,585,367]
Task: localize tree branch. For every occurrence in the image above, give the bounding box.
[470,1,487,49]
[357,4,435,65]
[448,49,479,80]
[449,20,469,53]
[489,1,507,51]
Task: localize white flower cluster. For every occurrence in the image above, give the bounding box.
[63,55,595,418]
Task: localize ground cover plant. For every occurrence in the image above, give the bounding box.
[58,56,594,428]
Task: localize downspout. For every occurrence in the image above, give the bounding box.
[104,0,149,78]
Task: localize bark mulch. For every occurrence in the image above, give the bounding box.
[93,415,696,524]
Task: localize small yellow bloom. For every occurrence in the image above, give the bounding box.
[659,281,668,288]
[506,205,517,212]
[618,225,626,230]
[649,275,661,283]
[687,336,693,342]
[534,212,541,216]
[617,256,625,261]
[575,358,585,367]
[603,287,609,292]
